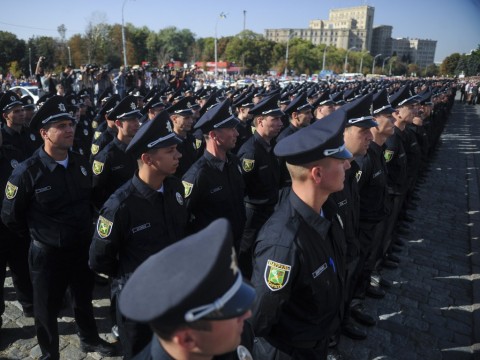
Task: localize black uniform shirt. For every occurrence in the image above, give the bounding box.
[403,125,422,179]
[384,126,408,195]
[89,174,187,278]
[90,125,117,161]
[1,125,41,159]
[182,151,246,248]
[357,142,389,223]
[174,133,199,178]
[91,137,138,210]
[251,190,344,346]
[1,147,92,248]
[232,120,253,154]
[237,132,280,206]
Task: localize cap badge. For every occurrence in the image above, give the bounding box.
[264,259,291,291]
[10,96,16,101]
[230,247,239,275]
[58,103,66,112]
[130,102,136,110]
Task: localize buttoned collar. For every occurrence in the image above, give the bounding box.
[254,131,273,152]
[132,172,163,204]
[204,150,227,172]
[38,147,74,172]
[289,189,330,238]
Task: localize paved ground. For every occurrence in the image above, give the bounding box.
[1,98,480,359]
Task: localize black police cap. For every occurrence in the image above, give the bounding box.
[311,91,334,108]
[21,95,36,109]
[98,86,114,104]
[97,94,121,119]
[194,98,239,134]
[0,91,23,113]
[274,109,352,165]
[126,110,182,158]
[372,89,396,115]
[167,96,194,116]
[29,95,75,132]
[142,92,165,115]
[283,92,313,115]
[119,218,255,324]
[249,93,284,117]
[107,95,141,121]
[342,93,377,128]
[389,85,421,108]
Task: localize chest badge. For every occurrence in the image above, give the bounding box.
[264,259,291,291]
[176,191,184,205]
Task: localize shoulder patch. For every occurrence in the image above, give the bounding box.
[97,216,113,238]
[264,259,291,291]
[242,158,255,172]
[355,170,362,182]
[195,139,203,150]
[91,143,99,155]
[5,181,18,200]
[384,150,394,163]
[182,181,193,198]
[92,160,104,175]
[92,121,98,129]
[94,131,102,139]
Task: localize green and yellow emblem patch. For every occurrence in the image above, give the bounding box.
[182,181,193,198]
[94,131,102,139]
[264,259,291,291]
[384,150,394,163]
[5,181,18,200]
[242,159,255,172]
[97,216,113,238]
[91,144,100,155]
[92,160,104,175]
[355,170,362,182]
[195,139,203,150]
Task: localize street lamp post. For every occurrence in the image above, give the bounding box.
[28,48,32,78]
[359,51,369,74]
[214,12,227,78]
[372,54,382,74]
[344,47,357,73]
[284,31,294,78]
[382,57,391,74]
[67,46,71,66]
[121,0,129,68]
[389,59,394,76]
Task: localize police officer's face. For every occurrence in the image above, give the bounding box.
[189,310,252,356]
[41,120,75,149]
[373,114,395,137]
[315,104,334,118]
[344,126,373,157]
[213,127,239,151]
[119,117,140,138]
[146,145,182,175]
[295,109,313,128]
[397,105,417,124]
[4,105,26,127]
[318,157,350,193]
[260,115,283,138]
[173,114,194,133]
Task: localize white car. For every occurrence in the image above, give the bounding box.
[9,86,40,104]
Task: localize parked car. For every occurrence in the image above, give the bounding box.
[9,86,40,104]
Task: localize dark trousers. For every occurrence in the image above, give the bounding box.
[378,194,404,266]
[253,337,328,360]
[238,204,274,279]
[116,297,152,359]
[0,226,33,316]
[29,241,98,360]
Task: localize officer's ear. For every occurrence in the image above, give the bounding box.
[140,152,152,166]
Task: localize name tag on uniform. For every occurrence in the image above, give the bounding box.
[132,223,151,233]
[210,186,223,194]
[373,170,382,179]
[259,165,268,170]
[312,263,328,278]
[112,165,125,171]
[35,186,52,194]
[399,153,406,158]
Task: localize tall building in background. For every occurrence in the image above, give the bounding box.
[265,5,374,51]
[265,5,437,67]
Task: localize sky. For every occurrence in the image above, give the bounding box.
[1,0,479,63]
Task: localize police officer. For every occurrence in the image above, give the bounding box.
[276,92,313,142]
[167,96,200,178]
[232,92,254,154]
[91,95,141,210]
[140,92,166,124]
[0,91,42,159]
[182,99,246,250]
[236,93,283,277]
[251,109,350,360]
[90,94,121,161]
[118,218,256,360]
[0,130,34,329]
[312,91,335,121]
[1,96,115,360]
[89,110,187,359]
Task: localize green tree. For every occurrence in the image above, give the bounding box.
[440,53,461,76]
[0,31,26,74]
